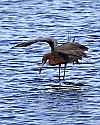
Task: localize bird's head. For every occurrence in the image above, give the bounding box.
[39,53,50,74]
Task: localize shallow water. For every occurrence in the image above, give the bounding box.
[0,0,100,125]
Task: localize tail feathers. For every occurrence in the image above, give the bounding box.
[79,45,88,51]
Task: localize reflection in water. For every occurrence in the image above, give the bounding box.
[35,83,92,124]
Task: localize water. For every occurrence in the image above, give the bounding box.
[0,0,100,124]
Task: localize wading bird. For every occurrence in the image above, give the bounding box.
[12,36,88,80]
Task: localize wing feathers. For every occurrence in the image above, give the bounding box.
[11,37,57,48]
[57,49,87,62]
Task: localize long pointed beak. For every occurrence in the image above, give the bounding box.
[39,63,44,74]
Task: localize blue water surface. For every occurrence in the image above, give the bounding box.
[0,0,100,125]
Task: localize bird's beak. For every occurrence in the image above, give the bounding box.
[39,62,45,74]
[39,57,47,74]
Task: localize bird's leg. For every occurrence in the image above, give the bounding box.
[76,59,80,64]
[63,63,67,80]
[39,63,44,74]
[74,59,80,64]
[59,64,61,81]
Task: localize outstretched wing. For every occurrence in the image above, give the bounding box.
[11,37,57,49]
[11,40,36,48]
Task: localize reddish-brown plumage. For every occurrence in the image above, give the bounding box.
[12,36,88,80]
[42,53,65,66]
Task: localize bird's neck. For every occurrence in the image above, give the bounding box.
[51,47,54,52]
[48,41,55,52]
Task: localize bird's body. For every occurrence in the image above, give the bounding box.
[12,36,88,80]
[42,49,87,66]
[42,52,65,66]
[40,48,87,80]
[56,42,88,52]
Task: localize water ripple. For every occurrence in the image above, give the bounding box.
[0,0,100,125]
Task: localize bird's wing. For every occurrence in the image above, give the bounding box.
[72,42,88,51]
[56,42,88,52]
[11,37,57,48]
[57,49,87,61]
[56,42,78,51]
[11,40,36,48]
